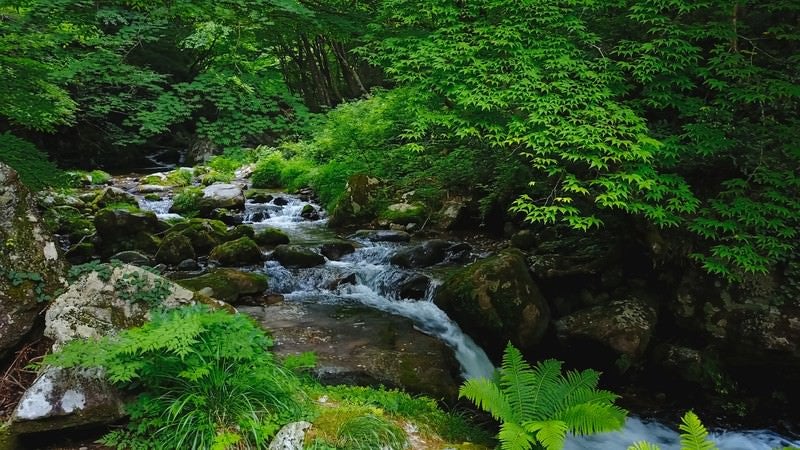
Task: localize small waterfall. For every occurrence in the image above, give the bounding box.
[137,196,181,221]
[564,416,800,450]
[261,229,495,380]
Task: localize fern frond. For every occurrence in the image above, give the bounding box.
[499,342,542,422]
[558,402,626,436]
[628,441,661,450]
[523,359,563,421]
[678,411,718,450]
[498,421,538,450]
[459,377,516,423]
[524,420,568,450]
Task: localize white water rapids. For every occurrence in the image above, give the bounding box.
[136,190,800,450]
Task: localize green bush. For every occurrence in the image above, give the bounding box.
[44,306,308,450]
[0,132,66,190]
[171,187,203,217]
[278,157,317,191]
[251,152,286,188]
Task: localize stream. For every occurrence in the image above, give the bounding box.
[136,190,800,450]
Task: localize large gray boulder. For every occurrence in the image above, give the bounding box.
[9,264,210,434]
[0,163,67,358]
[199,183,245,214]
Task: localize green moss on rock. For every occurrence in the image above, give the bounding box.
[254,227,290,246]
[209,237,262,266]
[155,233,196,265]
[176,268,268,303]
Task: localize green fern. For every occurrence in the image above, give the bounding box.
[627,411,718,450]
[459,343,626,450]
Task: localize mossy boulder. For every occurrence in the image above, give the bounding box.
[300,203,320,220]
[555,296,657,360]
[254,227,290,246]
[0,163,68,357]
[94,207,161,257]
[155,233,196,265]
[434,249,550,356]
[229,224,256,240]
[390,239,451,268]
[209,237,262,266]
[43,205,95,241]
[380,202,426,225]
[328,173,382,227]
[91,186,138,209]
[272,245,326,268]
[246,190,273,204]
[167,218,229,254]
[176,268,268,304]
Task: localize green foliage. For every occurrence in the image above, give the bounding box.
[252,152,287,189]
[171,187,203,217]
[113,271,172,308]
[627,411,717,450]
[67,260,117,283]
[0,269,51,303]
[460,343,626,450]
[45,306,307,450]
[306,406,407,450]
[0,133,66,189]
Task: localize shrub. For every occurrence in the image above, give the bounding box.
[251,153,286,189]
[171,187,203,217]
[278,157,317,192]
[0,132,66,190]
[44,306,308,450]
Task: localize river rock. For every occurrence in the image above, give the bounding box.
[176,268,268,304]
[381,202,426,225]
[255,227,290,246]
[109,250,154,266]
[0,163,67,357]
[176,258,199,271]
[43,205,94,242]
[396,274,432,300]
[91,187,138,209]
[240,303,461,400]
[136,184,170,194]
[94,207,158,237]
[555,296,658,360]
[246,190,274,204]
[9,265,203,434]
[352,229,411,243]
[268,421,311,450]
[300,204,320,221]
[390,239,450,268]
[229,224,256,240]
[209,237,262,266]
[328,174,382,227]
[272,245,325,268]
[155,233,196,265]
[210,207,243,226]
[328,273,357,290]
[167,218,229,254]
[198,183,245,214]
[65,242,95,265]
[273,196,289,206]
[434,249,550,355]
[320,242,355,261]
[436,196,475,230]
[45,264,198,349]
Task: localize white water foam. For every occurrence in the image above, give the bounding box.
[565,416,800,450]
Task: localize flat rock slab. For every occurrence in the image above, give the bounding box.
[240,302,460,401]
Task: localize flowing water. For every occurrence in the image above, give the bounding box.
[136,189,800,450]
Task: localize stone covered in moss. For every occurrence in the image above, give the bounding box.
[176,268,268,303]
[328,173,383,227]
[91,186,138,209]
[272,245,325,268]
[155,233,196,265]
[380,202,426,225]
[254,227,290,246]
[209,237,262,266]
[167,218,229,254]
[94,207,161,257]
[0,163,68,357]
[434,249,550,355]
[43,205,95,241]
[555,297,657,360]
